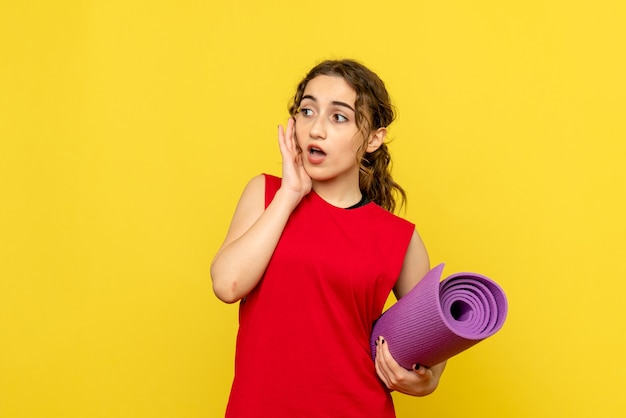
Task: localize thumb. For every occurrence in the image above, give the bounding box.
[413,364,427,377]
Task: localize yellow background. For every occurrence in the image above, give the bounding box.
[1,1,625,417]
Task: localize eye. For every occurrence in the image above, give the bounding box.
[333,114,348,123]
[300,108,313,116]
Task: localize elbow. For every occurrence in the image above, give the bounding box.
[212,283,242,304]
[211,259,259,303]
[211,269,245,304]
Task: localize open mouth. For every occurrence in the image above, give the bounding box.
[308,146,326,157]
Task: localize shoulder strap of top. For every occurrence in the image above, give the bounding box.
[263,174,282,209]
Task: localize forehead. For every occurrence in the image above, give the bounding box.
[302,75,356,105]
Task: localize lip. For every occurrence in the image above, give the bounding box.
[306,144,327,164]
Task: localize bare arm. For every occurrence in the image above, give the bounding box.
[375,230,448,396]
[210,118,311,303]
[392,229,430,301]
[210,175,300,303]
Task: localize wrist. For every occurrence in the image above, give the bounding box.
[273,187,305,211]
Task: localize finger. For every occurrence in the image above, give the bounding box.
[278,122,295,161]
[376,337,400,387]
[286,117,294,138]
[379,337,428,388]
[412,364,428,377]
[290,117,300,150]
[412,364,434,383]
[287,118,306,168]
[374,337,391,387]
[278,124,287,153]
[377,337,400,373]
[286,118,297,154]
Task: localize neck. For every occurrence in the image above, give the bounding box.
[312,179,362,208]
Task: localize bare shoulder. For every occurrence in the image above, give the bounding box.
[393,229,431,299]
[240,173,266,203]
[217,174,266,252]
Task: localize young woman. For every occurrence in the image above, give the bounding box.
[211,60,447,417]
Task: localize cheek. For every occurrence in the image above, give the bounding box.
[351,135,367,155]
[294,124,306,144]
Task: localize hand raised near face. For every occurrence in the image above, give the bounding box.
[277,117,312,203]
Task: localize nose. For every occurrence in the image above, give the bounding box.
[309,115,326,139]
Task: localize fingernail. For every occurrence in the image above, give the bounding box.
[381,337,385,344]
[375,339,378,346]
[413,364,421,371]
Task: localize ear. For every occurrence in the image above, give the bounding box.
[366,127,387,153]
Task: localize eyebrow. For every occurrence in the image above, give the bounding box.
[301,95,356,113]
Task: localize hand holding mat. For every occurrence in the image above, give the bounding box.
[371,263,508,369]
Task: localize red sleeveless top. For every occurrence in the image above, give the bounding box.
[225,174,415,417]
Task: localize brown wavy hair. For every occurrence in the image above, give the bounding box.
[288,59,406,212]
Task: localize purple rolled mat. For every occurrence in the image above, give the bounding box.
[371,263,508,369]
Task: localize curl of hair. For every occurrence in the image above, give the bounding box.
[289,59,406,212]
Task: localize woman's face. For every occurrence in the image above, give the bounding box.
[294,75,366,185]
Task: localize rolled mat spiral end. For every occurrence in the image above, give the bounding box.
[371,263,508,369]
